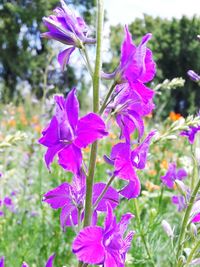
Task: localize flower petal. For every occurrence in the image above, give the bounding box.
[104,251,118,267]
[58,47,75,71]
[58,144,82,174]
[43,182,72,209]
[45,253,56,267]
[130,81,154,104]
[39,116,60,147]
[72,226,105,264]
[119,178,141,199]
[65,88,79,131]
[0,257,4,267]
[44,143,65,170]
[74,113,108,148]
[93,183,119,211]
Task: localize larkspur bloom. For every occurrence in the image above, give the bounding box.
[72,203,134,266]
[109,26,156,104]
[171,195,187,212]
[43,174,119,230]
[107,83,154,142]
[181,125,200,144]
[190,200,200,223]
[104,131,156,199]
[161,163,187,189]
[41,0,95,70]
[39,89,108,173]
[187,70,200,82]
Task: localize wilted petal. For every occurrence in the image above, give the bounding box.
[74,113,108,148]
[58,47,75,71]
[93,183,119,211]
[72,226,105,264]
[45,253,56,267]
[58,144,82,174]
[43,182,71,209]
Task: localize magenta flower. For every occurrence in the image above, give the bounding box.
[171,195,187,212]
[105,131,156,199]
[39,89,108,173]
[181,125,200,144]
[116,26,156,104]
[0,257,4,267]
[107,84,154,142]
[161,163,187,189]
[72,203,134,266]
[41,0,95,70]
[43,175,119,230]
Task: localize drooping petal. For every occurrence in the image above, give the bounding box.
[129,81,154,104]
[72,226,105,264]
[65,88,79,131]
[45,253,56,267]
[58,144,82,174]
[58,47,75,71]
[119,178,141,199]
[43,182,72,209]
[93,183,119,211]
[74,113,108,148]
[44,143,65,170]
[39,116,60,147]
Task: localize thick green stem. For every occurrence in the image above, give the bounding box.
[83,0,104,228]
[134,199,155,267]
[93,174,115,210]
[175,165,200,263]
[99,82,116,115]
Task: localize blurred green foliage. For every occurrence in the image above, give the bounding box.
[105,15,200,116]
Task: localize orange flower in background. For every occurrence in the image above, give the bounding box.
[145,181,160,192]
[160,159,168,170]
[31,115,39,124]
[34,124,42,134]
[169,111,182,121]
[7,119,16,128]
[109,132,117,140]
[83,146,90,153]
[148,169,157,176]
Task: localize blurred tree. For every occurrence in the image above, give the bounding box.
[0,0,95,102]
[104,15,200,116]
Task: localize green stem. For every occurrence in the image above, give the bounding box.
[82,47,93,76]
[83,0,104,228]
[93,174,115,210]
[185,239,200,267]
[134,199,155,267]
[99,82,116,115]
[175,165,200,263]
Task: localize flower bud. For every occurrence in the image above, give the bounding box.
[161,220,174,238]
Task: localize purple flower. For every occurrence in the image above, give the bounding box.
[171,195,187,212]
[161,163,187,189]
[43,174,119,230]
[116,26,156,104]
[187,70,200,82]
[72,203,134,266]
[107,83,154,142]
[105,131,156,199]
[41,0,95,70]
[39,89,108,173]
[181,125,200,144]
[190,200,200,223]
[0,257,4,267]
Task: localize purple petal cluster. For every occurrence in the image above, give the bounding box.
[41,0,95,70]
[0,196,15,216]
[39,89,108,174]
[161,163,187,189]
[72,203,134,266]
[181,125,200,144]
[105,131,156,199]
[43,174,119,230]
[116,26,156,104]
[107,83,154,142]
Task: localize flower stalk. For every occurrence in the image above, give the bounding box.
[83,0,104,228]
